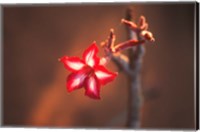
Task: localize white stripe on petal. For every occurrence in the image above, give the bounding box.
[87,59,95,67]
[88,77,96,93]
[67,61,85,70]
[71,78,81,87]
[95,70,111,79]
[85,50,95,67]
[71,74,85,87]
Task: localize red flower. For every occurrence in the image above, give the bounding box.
[60,42,118,99]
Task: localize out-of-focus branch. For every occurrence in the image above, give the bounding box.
[101,9,155,128]
[124,9,155,128]
[125,9,144,128]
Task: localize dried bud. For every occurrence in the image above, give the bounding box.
[100,41,107,47]
[140,30,155,42]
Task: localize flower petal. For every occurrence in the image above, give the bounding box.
[60,56,85,72]
[94,65,118,85]
[66,69,88,92]
[83,43,100,67]
[85,75,101,99]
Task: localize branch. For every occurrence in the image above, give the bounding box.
[101,9,155,128]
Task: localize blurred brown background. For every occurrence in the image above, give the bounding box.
[3,3,195,129]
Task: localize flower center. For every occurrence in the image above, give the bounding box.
[84,65,95,77]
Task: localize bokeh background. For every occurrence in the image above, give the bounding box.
[3,3,196,129]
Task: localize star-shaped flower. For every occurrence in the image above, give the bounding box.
[60,42,118,99]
